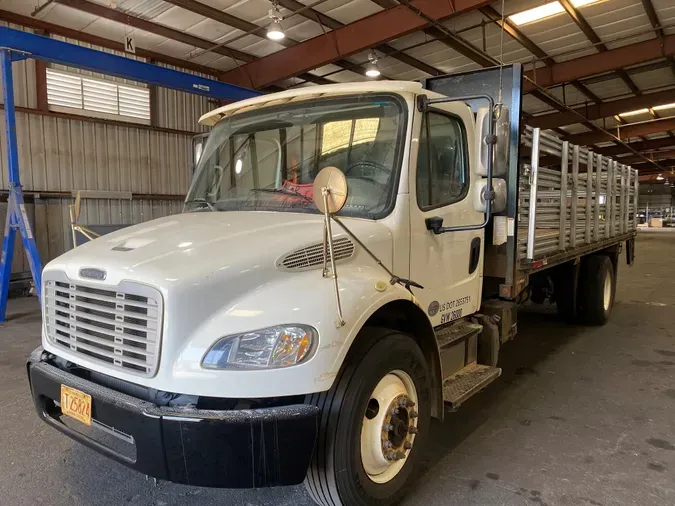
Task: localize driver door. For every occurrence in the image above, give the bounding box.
[409,102,484,327]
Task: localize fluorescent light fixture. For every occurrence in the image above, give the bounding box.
[656,174,664,180]
[509,0,601,26]
[235,159,243,174]
[618,108,650,117]
[652,102,675,111]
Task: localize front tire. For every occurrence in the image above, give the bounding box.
[305,328,431,506]
[577,255,615,325]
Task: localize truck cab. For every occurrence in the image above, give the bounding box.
[28,69,635,506]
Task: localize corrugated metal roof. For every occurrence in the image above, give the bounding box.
[111,0,173,20]
[4,0,675,143]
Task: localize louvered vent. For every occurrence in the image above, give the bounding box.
[276,237,355,271]
[46,68,150,122]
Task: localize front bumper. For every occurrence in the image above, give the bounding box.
[27,348,319,488]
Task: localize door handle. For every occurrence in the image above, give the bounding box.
[469,237,481,274]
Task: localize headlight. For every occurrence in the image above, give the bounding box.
[202,324,316,370]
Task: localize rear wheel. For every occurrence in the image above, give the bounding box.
[552,261,580,323]
[576,255,615,325]
[305,328,431,506]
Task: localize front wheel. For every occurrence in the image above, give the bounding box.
[305,328,431,506]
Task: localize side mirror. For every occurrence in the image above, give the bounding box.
[472,178,507,213]
[475,106,510,177]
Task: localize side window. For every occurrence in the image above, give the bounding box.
[416,111,469,210]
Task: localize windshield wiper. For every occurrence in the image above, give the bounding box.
[250,187,313,203]
[186,197,216,211]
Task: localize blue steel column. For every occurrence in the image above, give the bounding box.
[0,49,43,321]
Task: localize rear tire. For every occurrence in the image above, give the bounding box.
[304,328,431,506]
[552,261,580,323]
[576,255,615,325]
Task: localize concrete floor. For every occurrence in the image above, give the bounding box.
[1,230,674,506]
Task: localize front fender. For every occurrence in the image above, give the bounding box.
[168,264,421,398]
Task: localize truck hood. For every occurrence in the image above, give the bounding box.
[46,211,393,292]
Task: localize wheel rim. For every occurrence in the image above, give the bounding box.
[603,270,612,311]
[360,370,419,484]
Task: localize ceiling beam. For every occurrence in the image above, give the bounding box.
[53,0,330,86]
[162,0,274,42]
[406,16,574,117]
[633,158,675,171]
[218,0,492,89]
[528,88,675,129]
[276,0,443,77]
[558,0,641,96]
[54,0,255,62]
[161,0,375,82]
[579,60,671,87]
[0,8,220,76]
[596,137,675,156]
[619,148,675,165]
[479,6,553,65]
[480,5,600,105]
[565,117,675,145]
[523,34,675,92]
[640,0,675,79]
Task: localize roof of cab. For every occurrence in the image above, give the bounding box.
[198,81,425,126]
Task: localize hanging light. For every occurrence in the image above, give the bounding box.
[365,51,380,78]
[656,174,665,180]
[267,3,285,41]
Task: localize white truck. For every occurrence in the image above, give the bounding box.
[28,65,637,506]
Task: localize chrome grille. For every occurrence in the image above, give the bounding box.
[43,274,162,377]
[277,237,355,271]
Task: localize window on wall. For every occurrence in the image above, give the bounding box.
[46,68,151,124]
[416,111,469,210]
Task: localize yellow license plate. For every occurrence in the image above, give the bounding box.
[60,385,92,426]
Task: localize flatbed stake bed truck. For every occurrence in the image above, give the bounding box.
[27,64,637,505]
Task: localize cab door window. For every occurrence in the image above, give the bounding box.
[416,111,469,210]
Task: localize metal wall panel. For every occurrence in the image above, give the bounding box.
[0,22,37,109]
[0,23,215,279]
[0,109,191,274]
[0,110,193,194]
[155,64,212,133]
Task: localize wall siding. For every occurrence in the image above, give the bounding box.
[0,23,216,279]
[0,22,37,109]
[0,108,192,273]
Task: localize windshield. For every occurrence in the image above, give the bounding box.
[185,93,406,219]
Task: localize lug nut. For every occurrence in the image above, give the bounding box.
[398,397,408,407]
[390,407,399,415]
[395,451,406,460]
[410,410,418,419]
[407,400,416,408]
[383,440,393,449]
[382,423,393,432]
[408,426,419,434]
[385,450,396,461]
[404,441,412,450]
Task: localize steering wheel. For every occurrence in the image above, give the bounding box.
[206,165,225,199]
[343,160,389,188]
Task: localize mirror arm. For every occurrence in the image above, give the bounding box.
[423,93,498,233]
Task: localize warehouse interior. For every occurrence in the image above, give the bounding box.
[0,0,674,505]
